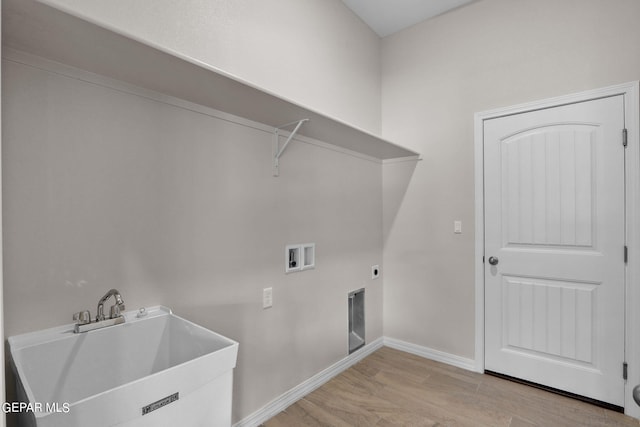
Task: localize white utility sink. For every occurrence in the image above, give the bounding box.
[8,306,239,427]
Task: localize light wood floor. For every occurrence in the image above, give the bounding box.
[264,347,640,427]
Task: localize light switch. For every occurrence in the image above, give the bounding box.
[454,220,462,234]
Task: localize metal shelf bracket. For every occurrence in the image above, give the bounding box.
[273,119,309,177]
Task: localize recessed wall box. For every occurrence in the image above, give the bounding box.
[302,243,315,270]
[286,243,315,273]
[285,245,301,273]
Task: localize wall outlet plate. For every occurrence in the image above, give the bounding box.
[263,287,273,309]
[372,265,380,279]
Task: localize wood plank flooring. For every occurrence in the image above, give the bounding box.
[264,347,640,427]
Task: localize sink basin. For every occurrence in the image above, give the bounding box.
[8,306,238,427]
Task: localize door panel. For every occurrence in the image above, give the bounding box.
[503,276,596,363]
[503,125,596,248]
[484,95,625,406]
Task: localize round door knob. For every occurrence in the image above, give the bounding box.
[488,256,499,266]
[633,384,640,406]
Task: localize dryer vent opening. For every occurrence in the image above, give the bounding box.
[348,288,365,354]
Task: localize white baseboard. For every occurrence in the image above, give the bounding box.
[234,337,384,427]
[234,336,476,426]
[383,337,476,372]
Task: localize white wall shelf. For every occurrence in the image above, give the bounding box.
[4,0,420,162]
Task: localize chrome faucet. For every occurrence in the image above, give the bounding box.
[96,288,125,321]
[73,289,126,333]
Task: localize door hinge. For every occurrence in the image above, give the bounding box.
[623,128,628,147]
[625,245,628,264]
[624,362,628,380]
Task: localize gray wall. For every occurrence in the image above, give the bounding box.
[381,0,640,359]
[2,55,383,422]
[33,0,383,133]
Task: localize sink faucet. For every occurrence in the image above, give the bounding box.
[96,289,125,321]
[73,289,127,333]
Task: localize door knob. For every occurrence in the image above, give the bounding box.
[488,256,499,266]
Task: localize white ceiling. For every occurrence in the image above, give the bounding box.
[341,0,477,37]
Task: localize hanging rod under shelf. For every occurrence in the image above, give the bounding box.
[273,119,309,177]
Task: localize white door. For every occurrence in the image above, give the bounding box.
[484,95,626,406]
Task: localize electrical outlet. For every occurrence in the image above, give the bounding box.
[372,265,380,279]
[263,287,273,309]
[454,220,462,234]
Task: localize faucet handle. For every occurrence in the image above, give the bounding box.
[73,310,91,325]
[110,304,125,319]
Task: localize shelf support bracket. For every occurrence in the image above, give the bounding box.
[273,119,309,177]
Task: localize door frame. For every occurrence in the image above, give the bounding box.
[474,82,640,416]
[1,10,5,427]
